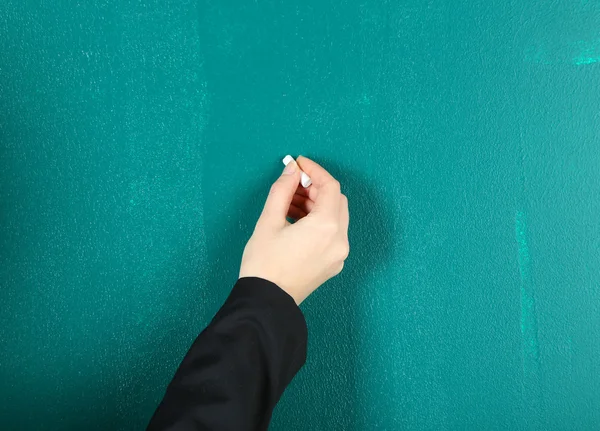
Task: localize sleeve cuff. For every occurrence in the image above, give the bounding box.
[222,277,308,376]
[229,276,307,341]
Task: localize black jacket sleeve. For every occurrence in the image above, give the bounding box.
[146,277,308,431]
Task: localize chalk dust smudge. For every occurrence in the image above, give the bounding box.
[524,39,600,65]
[515,210,542,426]
[515,210,540,369]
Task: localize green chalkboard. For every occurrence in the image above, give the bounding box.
[1,1,599,430]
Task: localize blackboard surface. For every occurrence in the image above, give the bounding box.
[1,1,599,429]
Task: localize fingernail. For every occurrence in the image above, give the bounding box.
[283,161,297,175]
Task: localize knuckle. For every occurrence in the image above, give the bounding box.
[336,241,350,260]
[341,242,350,259]
[330,179,341,193]
[269,182,282,196]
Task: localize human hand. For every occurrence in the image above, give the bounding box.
[239,156,349,305]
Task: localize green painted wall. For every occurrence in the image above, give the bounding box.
[1,1,599,429]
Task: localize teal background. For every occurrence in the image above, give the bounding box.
[1,1,599,430]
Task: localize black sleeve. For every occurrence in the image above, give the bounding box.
[146,277,308,431]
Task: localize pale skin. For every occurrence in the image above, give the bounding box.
[239,156,350,305]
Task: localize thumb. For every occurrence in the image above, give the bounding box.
[259,160,301,228]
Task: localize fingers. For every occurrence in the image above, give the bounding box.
[287,204,307,221]
[296,156,336,187]
[292,193,315,214]
[259,161,302,228]
[261,155,345,231]
[294,184,318,201]
[296,156,341,217]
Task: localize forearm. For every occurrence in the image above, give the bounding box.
[147,277,307,431]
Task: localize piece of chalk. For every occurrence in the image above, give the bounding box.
[282,155,312,188]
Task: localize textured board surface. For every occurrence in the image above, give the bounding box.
[1,1,599,430]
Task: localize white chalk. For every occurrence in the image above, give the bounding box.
[282,155,312,188]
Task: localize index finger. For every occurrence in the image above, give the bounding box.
[296,156,341,216]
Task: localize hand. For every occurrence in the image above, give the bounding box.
[239,156,349,305]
